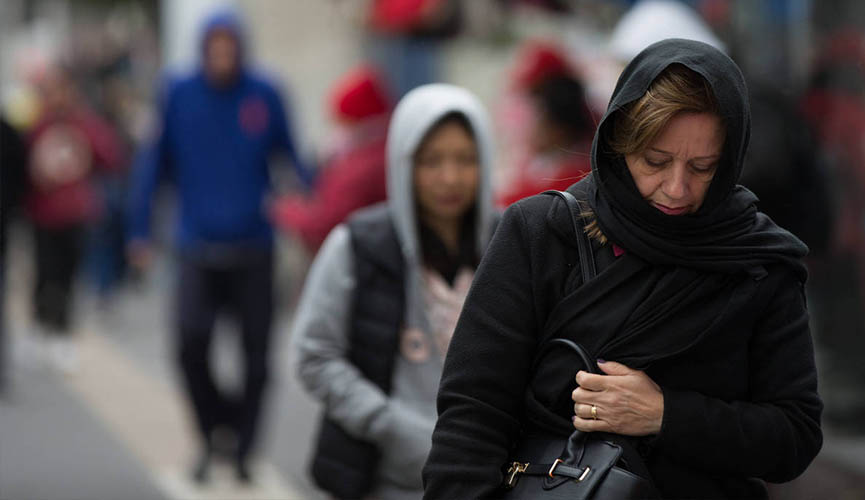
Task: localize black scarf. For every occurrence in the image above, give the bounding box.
[588,39,807,281]
[418,207,479,285]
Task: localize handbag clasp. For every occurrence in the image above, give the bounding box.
[505,461,529,488]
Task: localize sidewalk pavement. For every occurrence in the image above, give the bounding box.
[1,240,325,500]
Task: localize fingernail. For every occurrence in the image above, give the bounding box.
[572,416,577,422]
[597,359,606,364]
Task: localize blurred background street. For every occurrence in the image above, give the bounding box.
[3,1,865,499]
[2,222,324,499]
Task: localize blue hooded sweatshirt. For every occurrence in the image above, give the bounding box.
[128,10,310,250]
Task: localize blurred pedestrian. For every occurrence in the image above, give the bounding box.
[496,42,595,206]
[86,75,140,306]
[366,0,463,97]
[1,116,28,392]
[1,117,27,261]
[127,9,309,483]
[292,84,498,500]
[24,65,124,373]
[800,30,865,432]
[739,81,831,255]
[272,64,391,253]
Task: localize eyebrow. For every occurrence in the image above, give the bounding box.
[648,147,721,160]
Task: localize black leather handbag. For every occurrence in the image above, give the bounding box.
[499,190,659,499]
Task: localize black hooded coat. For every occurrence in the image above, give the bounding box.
[422,39,822,499]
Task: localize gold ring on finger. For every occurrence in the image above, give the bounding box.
[591,405,598,420]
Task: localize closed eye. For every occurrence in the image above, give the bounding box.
[691,162,717,173]
[645,157,669,167]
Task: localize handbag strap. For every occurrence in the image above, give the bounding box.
[537,190,600,349]
[530,338,600,376]
[542,190,596,283]
[531,190,602,376]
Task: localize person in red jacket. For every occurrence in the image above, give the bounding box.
[25,64,123,372]
[272,65,391,253]
[496,41,595,207]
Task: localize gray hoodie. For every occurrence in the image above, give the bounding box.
[290,84,497,499]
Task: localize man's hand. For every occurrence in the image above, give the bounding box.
[127,239,154,273]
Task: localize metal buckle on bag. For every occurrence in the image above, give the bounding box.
[548,458,563,478]
[505,462,529,488]
[577,466,591,482]
[548,459,591,482]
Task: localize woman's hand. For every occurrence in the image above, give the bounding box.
[571,360,664,436]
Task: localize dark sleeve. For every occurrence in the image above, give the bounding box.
[423,202,540,499]
[653,271,823,482]
[1,119,27,212]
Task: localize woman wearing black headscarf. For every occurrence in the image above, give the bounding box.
[422,39,822,499]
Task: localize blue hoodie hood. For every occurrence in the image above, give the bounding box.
[199,8,247,67]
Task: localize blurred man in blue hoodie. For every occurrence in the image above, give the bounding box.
[127,10,309,483]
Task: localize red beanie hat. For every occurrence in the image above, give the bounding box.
[329,65,392,122]
[512,40,572,91]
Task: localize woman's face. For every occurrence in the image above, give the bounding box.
[413,120,479,223]
[625,112,725,215]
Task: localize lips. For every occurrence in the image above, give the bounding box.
[436,194,465,206]
[652,202,689,215]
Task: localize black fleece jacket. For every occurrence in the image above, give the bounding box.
[422,190,822,499]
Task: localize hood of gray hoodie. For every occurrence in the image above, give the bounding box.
[385,83,497,333]
[386,83,496,265]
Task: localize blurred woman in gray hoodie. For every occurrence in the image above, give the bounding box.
[291,83,498,500]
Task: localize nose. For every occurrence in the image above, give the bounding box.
[663,163,689,200]
[440,160,460,185]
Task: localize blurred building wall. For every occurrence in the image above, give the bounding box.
[237,1,364,152]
